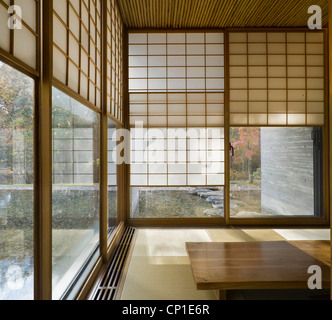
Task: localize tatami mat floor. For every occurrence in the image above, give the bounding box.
[119,228,330,301]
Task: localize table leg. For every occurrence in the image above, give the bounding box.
[214,290,228,300]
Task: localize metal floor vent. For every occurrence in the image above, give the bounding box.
[91,227,136,300]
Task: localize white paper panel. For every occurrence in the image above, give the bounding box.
[130,128,225,187]
[15,0,36,31]
[148,33,166,44]
[129,33,147,44]
[131,175,148,186]
[206,33,224,44]
[167,67,186,78]
[68,61,79,92]
[186,33,205,44]
[54,16,67,52]
[168,175,186,186]
[167,33,186,43]
[230,31,326,126]
[0,7,10,51]
[0,1,38,68]
[52,0,106,110]
[14,26,36,69]
[69,6,80,39]
[129,32,224,93]
[167,44,185,55]
[53,47,67,83]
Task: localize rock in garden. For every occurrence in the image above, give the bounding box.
[206,196,224,203]
[203,208,223,217]
[230,202,240,211]
[188,188,211,195]
[212,202,224,209]
[198,191,223,198]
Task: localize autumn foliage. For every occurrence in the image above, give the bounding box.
[230,127,261,182]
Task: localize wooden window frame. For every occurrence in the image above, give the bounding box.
[125,28,330,228]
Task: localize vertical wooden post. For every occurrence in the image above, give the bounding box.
[100,0,108,262]
[35,0,53,300]
[224,30,230,225]
[329,0,332,300]
[122,28,130,225]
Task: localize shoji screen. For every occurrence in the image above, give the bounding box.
[130,127,225,187]
[229,31,326,126]
[53,0,102,109]
[130,92,224,128]
[0,0,38,70]
[129,33,225,128]
[129,32,224,93]
[106,0,123,122]
[129,32,225,187]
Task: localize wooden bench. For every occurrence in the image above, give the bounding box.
[186,241,330,300]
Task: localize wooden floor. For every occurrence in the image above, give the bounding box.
[186,240,330,300]
[120,228,331,300]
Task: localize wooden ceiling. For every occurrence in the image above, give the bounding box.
[117,0,328,29]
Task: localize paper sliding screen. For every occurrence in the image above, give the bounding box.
[106,0,123,122]
[129,32,225,93]
[130,127,225,187]
[53,0,102,109]
[0,0,38,70]
[229,31,326,126]
[130,92,224,128]
[129,32,225,188]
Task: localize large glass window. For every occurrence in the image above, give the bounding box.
[230,127,323,218]
[108,119,117,233]
[0,61,34,300]
[52,88,100,299]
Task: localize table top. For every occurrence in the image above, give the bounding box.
[186,241,330,291]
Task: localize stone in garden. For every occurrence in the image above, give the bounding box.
[212,202,224,209]
[203,208,223,216]
[188,188,211,195]
[206,196,224,203]
[198,191,223,198]
[230,202,240,211]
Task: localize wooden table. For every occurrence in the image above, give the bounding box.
[186,241,330,300]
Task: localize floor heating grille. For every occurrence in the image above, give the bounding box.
[91,227,136,300]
